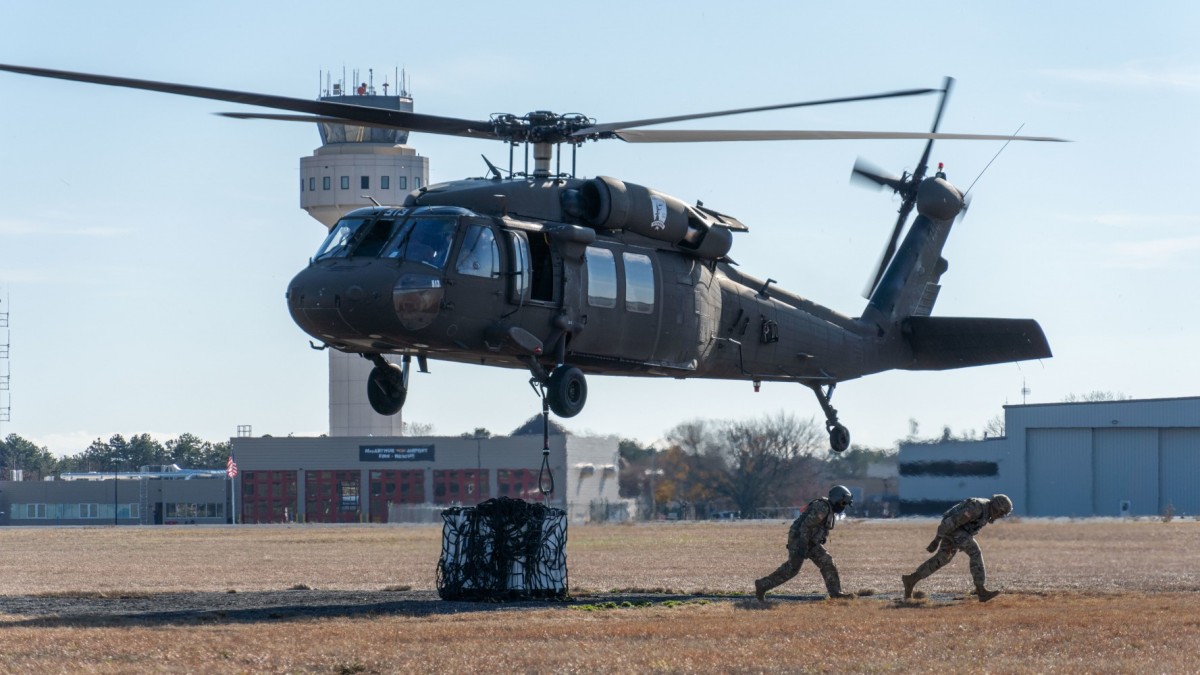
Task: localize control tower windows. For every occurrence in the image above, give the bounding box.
[323,177,331,190]
[340,176,350,190]
[360,176,370,190]
[415,177,423,189]
[399,176,408,190]
[308,177,315,191]
[381,176,390,190]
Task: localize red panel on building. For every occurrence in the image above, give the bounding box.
[368,469,426,523]
[240,471,298,524]
[497,469,541,500]
[433,469,488,506]
[305,470,361,523]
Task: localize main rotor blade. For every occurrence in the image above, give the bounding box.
[574,87,939,137]
[613,129,1068,143]
[218,112,410,130]
[0,63,497,139]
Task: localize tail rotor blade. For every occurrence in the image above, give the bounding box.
[863,205,912,298]
[851,157,905,192]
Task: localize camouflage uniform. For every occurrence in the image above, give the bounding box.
[905,497,1002,599]
[754,498,846,597]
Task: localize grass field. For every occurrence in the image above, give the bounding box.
[1,518,1198,672]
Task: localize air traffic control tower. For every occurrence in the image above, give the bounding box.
[299,69,430,436]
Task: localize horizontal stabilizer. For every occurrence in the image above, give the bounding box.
[901,317,1051,371]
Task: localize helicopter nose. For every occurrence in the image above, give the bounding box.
[287,262,408,343]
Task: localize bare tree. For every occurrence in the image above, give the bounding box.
[1062,391,1131,402]
[984,415,1005,438]
[716,412,825,517]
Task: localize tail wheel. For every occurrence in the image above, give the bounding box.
[546,366,587,418]
[829,423,851,453]
[367,363,407,416]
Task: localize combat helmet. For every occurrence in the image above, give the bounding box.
[828,485,853,512]
[989,494,1013,518]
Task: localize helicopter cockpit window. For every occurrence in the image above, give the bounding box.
[313,217,370,261]
[585,246,617,309]
[352,219,399,258]
[455,224,499,278]
[623,252,655,314]
[385,216,457,269]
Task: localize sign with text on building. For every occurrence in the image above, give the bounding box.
[359,444,436,462]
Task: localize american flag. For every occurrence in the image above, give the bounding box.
[226,454,238,479]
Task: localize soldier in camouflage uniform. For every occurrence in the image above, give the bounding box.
[754,485,856,601]
[902,494,1013,602]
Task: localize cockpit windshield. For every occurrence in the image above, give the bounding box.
[313,217,369,261]
[384,216,457,269]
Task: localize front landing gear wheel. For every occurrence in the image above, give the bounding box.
[367,363,407,415]
[828,423,850,453]
[546,365,587,418]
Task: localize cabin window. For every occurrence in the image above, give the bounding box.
[340,176,350,190]
[456,224,499,278]
[623,252,655,313]
[381,176,390,190]
[508,232,530,303]
[585,247,617,308]
[527,233,555,303]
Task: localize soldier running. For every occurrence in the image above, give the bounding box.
[902,494,1013,602]
[754,485,856,601]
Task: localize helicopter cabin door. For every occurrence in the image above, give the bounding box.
[572,244,660,363]
[445,220,505,327]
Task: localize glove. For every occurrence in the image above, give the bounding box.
[926,537,940,553]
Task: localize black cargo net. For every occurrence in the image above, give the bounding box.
[436,497,568,601]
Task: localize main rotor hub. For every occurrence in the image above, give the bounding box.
[489,111,594,145]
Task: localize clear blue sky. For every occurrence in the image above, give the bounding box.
[1,1,1197,455]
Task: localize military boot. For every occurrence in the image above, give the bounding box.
[754,579,768,602]
[901,573,918,600]
[976,587,1000,603]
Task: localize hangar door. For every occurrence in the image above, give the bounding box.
[1093,428,1158,517]
[1027,428,1092,516]
[1161,429,1200,516]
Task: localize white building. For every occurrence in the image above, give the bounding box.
[898,396,1200,517]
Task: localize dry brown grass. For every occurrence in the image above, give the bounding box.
[1,519,1198,673]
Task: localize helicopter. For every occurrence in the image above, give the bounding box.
[0,64,1061,452]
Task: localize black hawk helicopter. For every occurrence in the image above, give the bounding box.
[0,64,1061,452]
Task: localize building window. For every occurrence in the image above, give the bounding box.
[80,503,99,519]
[340,176,350,190]
[585,247,617,308]
[414,177,423,189]
[322,176,331,190]
[399,176,408,190]
[381,175,390,190]
[309,177,316,191]
[361,175,370,190]
[339,481,360,512]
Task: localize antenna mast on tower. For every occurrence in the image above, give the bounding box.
[0,288,11,434]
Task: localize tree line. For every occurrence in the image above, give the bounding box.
[1,433,231,481]
[618,412,894,520]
